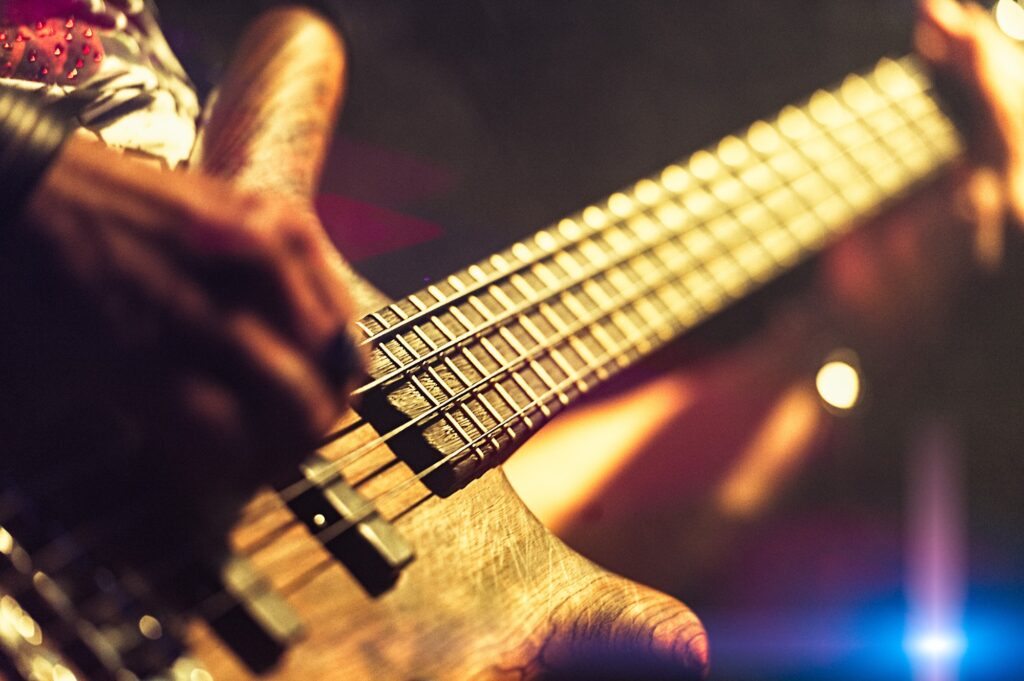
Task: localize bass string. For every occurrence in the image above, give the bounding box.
[244,122,960,573]
[256,79,950,525]
[349,66,938,398]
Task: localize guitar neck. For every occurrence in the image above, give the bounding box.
[354,54,963,493]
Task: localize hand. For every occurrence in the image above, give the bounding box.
[820,0,1024,346]
[0,136,358,502]
[917,0,1024,265]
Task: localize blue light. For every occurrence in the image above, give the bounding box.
[905,630,968,661]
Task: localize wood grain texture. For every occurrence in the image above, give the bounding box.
[185,416,708,680]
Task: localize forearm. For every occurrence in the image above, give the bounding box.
[191,6,347,201]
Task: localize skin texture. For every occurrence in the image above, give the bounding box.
[0,9,354,501]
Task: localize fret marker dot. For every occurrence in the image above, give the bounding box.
[689,150,719,181]
[635,178,662,204]
[718,135,749,167]
[558,218,583,240]
[608,192,634,217]
[535,230,557,251]
[661,164,690,192]
[582,206,608,228]
[748,121,780,154]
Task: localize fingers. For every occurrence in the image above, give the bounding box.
[955,165,1007,269]
[916,0,1024,229]
[87,221,344,466]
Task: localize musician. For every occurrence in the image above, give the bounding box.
[0,0,358,503]
[0,0,1021,678]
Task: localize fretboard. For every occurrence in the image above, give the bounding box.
[354,55,963,492]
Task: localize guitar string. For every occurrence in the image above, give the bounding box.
[238,77,949,545]
[350,56,927,359]
[206,80,958,615]
[192,55,957,619]
[269,77,949,507]
[241,119,960,565]
[348,55,932,398]
[290,127,964,577]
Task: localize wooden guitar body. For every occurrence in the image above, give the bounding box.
[185,418,705,680]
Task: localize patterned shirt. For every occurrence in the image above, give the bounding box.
[1,0,199,166]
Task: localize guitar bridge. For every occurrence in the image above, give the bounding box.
[285,454,415,596]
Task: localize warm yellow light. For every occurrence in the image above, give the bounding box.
[635,178,663,204]
[996,0,1024,40]
[689,150,720,180]
[748,120,780,154]
[0,528,12,555]
[138,614,164,640]
[582,206,608,228]
[815,359,861,410]
[607,192,635,217]
[662,164,690,193]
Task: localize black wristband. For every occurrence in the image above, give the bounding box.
[0,86,72,223]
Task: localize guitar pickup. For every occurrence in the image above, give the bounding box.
[194,553,304,675]
[285,454,415,596]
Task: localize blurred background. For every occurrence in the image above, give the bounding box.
[157,1,1024,678]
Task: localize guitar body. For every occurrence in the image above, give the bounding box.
[185,417,705,680]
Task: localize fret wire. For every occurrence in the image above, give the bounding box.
[390,138,946,485]
[298,127,954,507]
[354,63,940,353]
[433,321,511,435]
[408,372,477,454]
[476,336,530,425]
[338,107,955,491]
[360,131,952,474]
[864,69,960,169]
[485,272,579,388]
[708,175,785,281]
[393,274,703,485]
[791,100,872,232]
[428,362,499,452]
[375,340,407,374]
[497,325,563,407]
[829,79,930,204]
[640,207,730,312]
[356,82,942,396]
